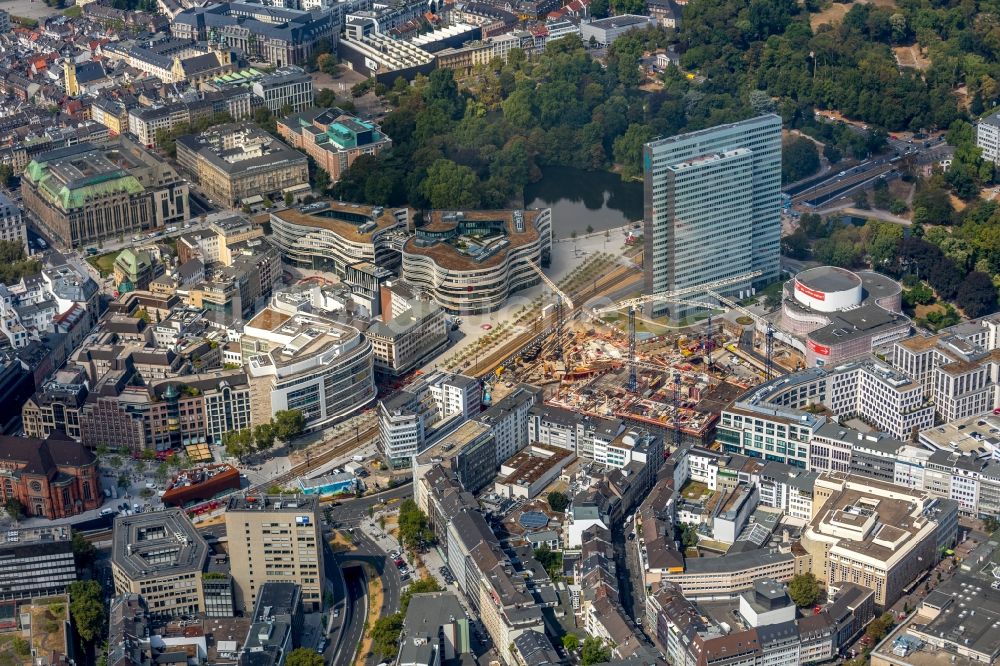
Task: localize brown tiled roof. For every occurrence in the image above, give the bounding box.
[0,431,95,475]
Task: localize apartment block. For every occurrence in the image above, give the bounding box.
[378,371,481,467]
[0,192,25,253]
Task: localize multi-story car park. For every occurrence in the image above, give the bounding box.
[401,208,552,315]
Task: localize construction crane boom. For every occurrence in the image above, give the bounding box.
[587,268,782,390]
[591,270,762,316]
[529,261,573,310]
[529,260,574,361]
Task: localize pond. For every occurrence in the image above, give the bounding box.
[523,166,644,239]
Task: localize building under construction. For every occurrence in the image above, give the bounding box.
[539,326,749,450]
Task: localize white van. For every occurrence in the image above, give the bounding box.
[100,508,116,517]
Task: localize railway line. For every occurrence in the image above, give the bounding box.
[80,425,380,543]
[248,425,380,492]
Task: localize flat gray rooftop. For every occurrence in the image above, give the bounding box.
[112,509,208,581]
[226,494,319,513]
[796,266,862,293]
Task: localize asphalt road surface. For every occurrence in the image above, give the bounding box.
[333,567,367,666]
[327,487,409,666]
[324,539,349,659]
[325,484,412,527]
[334,535,403,666]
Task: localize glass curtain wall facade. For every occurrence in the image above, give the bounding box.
[643,114,782,317]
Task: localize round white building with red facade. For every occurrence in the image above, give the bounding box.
[782,266,906,366]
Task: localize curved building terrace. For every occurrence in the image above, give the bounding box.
[401,208,552,315]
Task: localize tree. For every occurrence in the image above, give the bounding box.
[580,637,612,666]
[273,410,306,442]
[4,499,23,520]
[984,515,1000,534]
[612,123,654,180]
[72,531,96,570]
[781,230,810,260]
[865,612,895,643]
[956,271,998,318]
[398,499,434,553]
[0,164,14,188]
[421,159,481,209]
[315,53,338,76]
[306,38,334,71]
[589,0,609,17]
[547,491,569,513]
[223,428,253,460]
[68,580,105,644]
[372,612,405,659]
[749,90,775,114]
[400,576,443,612]
[534,545,563,578]
[0,241,41,286]
[782,136,821,184]
[902,282,934,308]
[788,572,821,607]
[285,648,324,666]
[562,634,580,652]
[913,185,954,226]
[679,523,698,548]
[253,422,277,452]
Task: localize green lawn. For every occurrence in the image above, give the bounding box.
[680,480,710,500]
[86,252,117,277]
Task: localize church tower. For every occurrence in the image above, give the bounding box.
[63,58,79,97]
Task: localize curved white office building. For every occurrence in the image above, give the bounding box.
[269,201,411,275]
[401,208,552,315]
[242,305,376,431]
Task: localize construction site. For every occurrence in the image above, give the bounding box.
[492,268,806,449]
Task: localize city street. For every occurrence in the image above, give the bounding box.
[324,483,412,528]
[332,530,403,666]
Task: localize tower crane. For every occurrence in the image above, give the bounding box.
[529,261,574,361]
[590,271,763,390]
[700,288,777,381]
